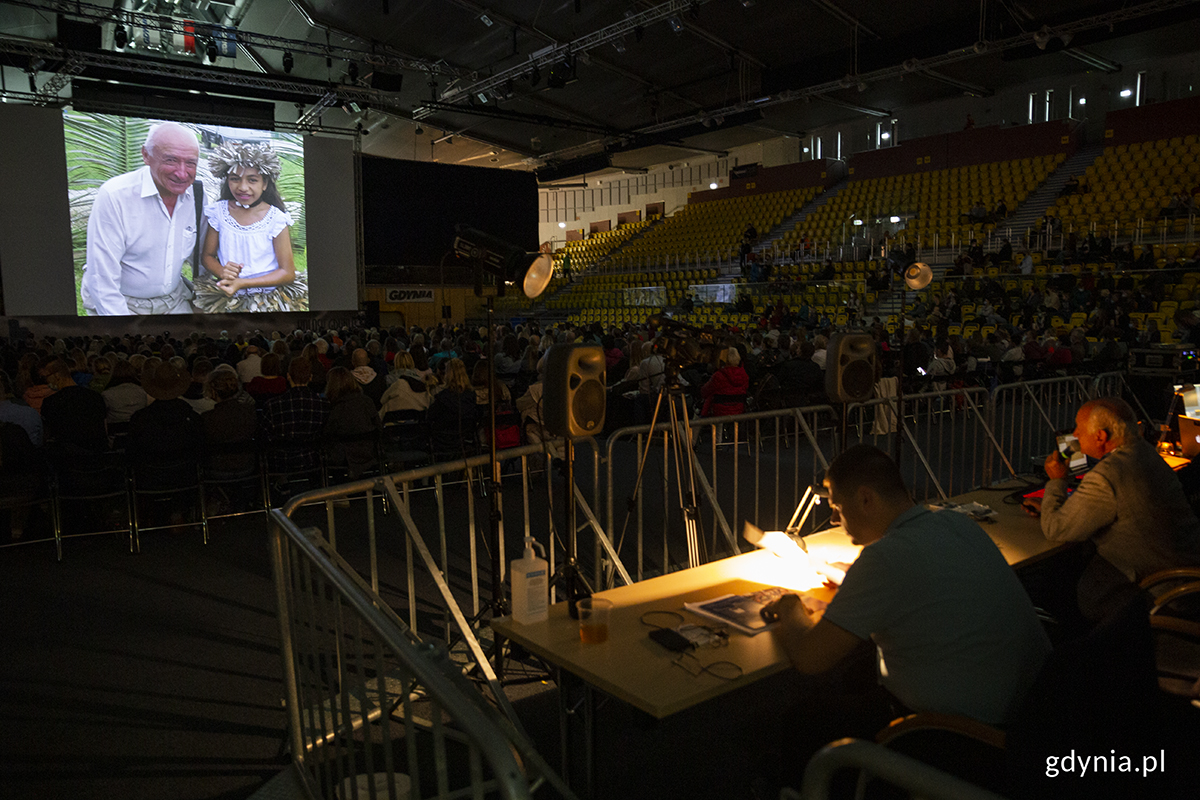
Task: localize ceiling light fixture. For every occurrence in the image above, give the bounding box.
[1120,88,1132,98]
[479,13,494,27]
[282,51,293,73]
[668,16,684,34]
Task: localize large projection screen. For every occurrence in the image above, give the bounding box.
[0,105,358,318]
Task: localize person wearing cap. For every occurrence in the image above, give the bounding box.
[126,361,204,463]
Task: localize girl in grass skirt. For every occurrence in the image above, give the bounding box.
[195,141,308,313]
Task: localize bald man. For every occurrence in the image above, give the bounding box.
[1025,397,1200,613]
[81,122,202,315]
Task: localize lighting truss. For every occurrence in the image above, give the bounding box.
[630,0,1194,136]
[437,0,718,104]
[0,36,402,112]
[2,0,466,77]
[1062,48,1121,73]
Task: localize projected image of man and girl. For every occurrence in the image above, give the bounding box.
[69,114,308,316]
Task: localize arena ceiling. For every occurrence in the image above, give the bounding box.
[1,0,1199,181]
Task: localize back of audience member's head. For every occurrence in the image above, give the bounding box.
[259,353,282,378]
[443,358,471,393]
[324,367,360,403]
[205,369,240,402]
[288,356,312,386]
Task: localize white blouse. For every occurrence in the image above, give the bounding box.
[205,201,293,294]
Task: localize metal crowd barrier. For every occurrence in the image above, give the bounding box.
[277,440,614,673]
[269,373,1147,673]
[846,386,1002,502]
[794,739,1007,800]
[987,374,1103,483]
[268,508,578,800]
[605,405,839,581]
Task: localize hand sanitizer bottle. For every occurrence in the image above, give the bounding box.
[510,536,549,624]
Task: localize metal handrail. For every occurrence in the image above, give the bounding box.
[269,508,579,800]
[796,738,1008,800]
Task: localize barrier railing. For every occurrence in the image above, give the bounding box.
[988,374,1099,482]
[794,739,1007,800]
[846,386,1001,502]
[605,405,839,582]
[278,440,613,674]
[268,508,577,800]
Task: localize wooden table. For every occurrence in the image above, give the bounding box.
[491,486,1055,795]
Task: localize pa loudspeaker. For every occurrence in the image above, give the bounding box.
[825,332,877,403]
[543,344,606,437]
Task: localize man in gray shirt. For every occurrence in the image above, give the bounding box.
[1024,397,1200,616]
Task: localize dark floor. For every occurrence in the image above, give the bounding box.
[0,518,290,800]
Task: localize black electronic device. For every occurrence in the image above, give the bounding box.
[649,627,694,652]
[1128,345,1199,376]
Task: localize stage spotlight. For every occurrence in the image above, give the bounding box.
[206,39,218,62]
[904,262,933,290]
[452,224,553,299]
[114,26,128,49]
[668,16,684,34]
[282,51,293,73]
[414,124,423,134]
[348,61,359,81]
[529,64,541,87]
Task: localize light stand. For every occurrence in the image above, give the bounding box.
[896,262,933,463]
[451,226,553,674]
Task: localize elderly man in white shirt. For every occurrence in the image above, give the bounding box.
[81,122,202,315]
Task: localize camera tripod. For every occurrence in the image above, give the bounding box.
[619,371,709,570]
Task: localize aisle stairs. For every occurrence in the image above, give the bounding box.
[1000,143,1105,242]
[755,177,849,256]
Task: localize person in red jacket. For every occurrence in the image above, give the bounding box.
[700,347,749,417]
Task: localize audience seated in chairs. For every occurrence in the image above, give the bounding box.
[246,352,287,406]
[350,347,388,411]
[323,366,383,480]
[200,367,260,515]
[39,357,108,455]
[700,347,749,418]
[379,351,434,417]
[126,362,206,547]
[102,358,148,429]
[428,358,480,461]
[261,357,330,499]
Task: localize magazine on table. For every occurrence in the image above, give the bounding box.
[683,587,788,636]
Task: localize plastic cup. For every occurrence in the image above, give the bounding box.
[577,597,612,644]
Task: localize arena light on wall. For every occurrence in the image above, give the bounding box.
[452,224,553,298]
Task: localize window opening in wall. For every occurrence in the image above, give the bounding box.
[1044,89,1054,122]
[836,131,842,160]
[1028,93,1035,124]
[1136,70,1145,106]
[816,136,822,159]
